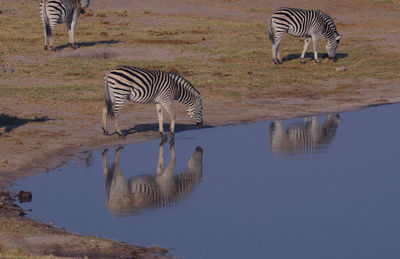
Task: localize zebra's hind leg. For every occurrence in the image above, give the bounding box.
[271,31,284,64]
[301,37,311,64]
[161,102,176,138]
[112,104,123,137]
[156,103,167,139]
[272,43,281,64]
[43,28,48,50]
[102,106,109,135]
[49,33,54,51]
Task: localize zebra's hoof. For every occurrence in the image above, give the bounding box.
[301,59,305,64]
[70,43,75,50]
[117,131,124,138]
[44,46,48,51]
[315,59,320,64]
[102,128,109,135]
[169,132,175,139]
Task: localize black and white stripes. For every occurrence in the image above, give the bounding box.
[268,7,342,64]
[102,66,203,137]
[39,0,90,50]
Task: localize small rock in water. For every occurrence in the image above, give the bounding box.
[336,66,347,72]
[18,190,32,203]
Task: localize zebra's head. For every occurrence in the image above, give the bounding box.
[326,34,342,61]
[170,72,203,126]
[79,0,90,14]
[188,94,203,126]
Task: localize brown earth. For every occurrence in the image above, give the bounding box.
[0,0,400,258]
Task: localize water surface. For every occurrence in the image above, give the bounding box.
[13,104,400,259]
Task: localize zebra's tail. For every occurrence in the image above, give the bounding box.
[42,0,51,36]
[268,16,275,44]
[104,75,115,120]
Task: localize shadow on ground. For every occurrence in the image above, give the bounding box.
[54,40,121,51]
[282,52,348,63]
[106,123,213,137]
[0,114,52,134]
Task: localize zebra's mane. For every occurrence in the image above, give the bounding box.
[169,72,200,98]
[317,10,338,35]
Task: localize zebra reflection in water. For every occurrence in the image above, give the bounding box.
[269,114,340,156]
[102,141,203,216]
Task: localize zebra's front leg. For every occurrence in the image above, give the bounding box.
[156,103,167,139]
[67,17,77,50]
[301,37,311,64]
[312,35,320,63]
[161,102,176,138]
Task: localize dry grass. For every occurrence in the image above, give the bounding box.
[0,1,399,111]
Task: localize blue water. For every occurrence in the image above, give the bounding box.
[13,104,400,259]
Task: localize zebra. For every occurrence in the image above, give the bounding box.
[269,114,340,156]
[39,0,90,50]
[102,66,203,137]
[102,140,203,215]
[268,7,342,64]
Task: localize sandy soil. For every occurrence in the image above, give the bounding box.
[0,0,399,258]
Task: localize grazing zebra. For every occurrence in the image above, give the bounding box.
[102,141,203,215]
[269,114,340,156]
[102,66,203,137]
[39,0,90,50]
[268,7,342,64]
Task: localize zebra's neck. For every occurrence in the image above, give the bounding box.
[170,73,200,106]
[320,13,338,41]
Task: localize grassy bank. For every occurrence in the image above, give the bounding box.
[1,1,399,108]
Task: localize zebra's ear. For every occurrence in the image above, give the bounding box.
[336,35,342,41]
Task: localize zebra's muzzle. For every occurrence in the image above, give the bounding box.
[329,57,337,63]
[196,121,203,127]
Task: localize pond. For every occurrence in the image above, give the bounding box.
[13,103,400,259]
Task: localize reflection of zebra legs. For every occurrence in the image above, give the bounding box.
[157,137,175,177]
[102,146,123,178]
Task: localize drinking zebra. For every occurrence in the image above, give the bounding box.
[102,141,203,215]
[102,66,203,137]
[269,114,340,156]
[268,7,342,64]
[39,0,90,50]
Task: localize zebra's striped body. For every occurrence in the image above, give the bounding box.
[103,66,203,137]
[268,7,342,64]
[39,0,90,50]
[269,114,340,156]
[102,142,203,215]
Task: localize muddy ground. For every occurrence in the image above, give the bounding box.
[0,0,399,258]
